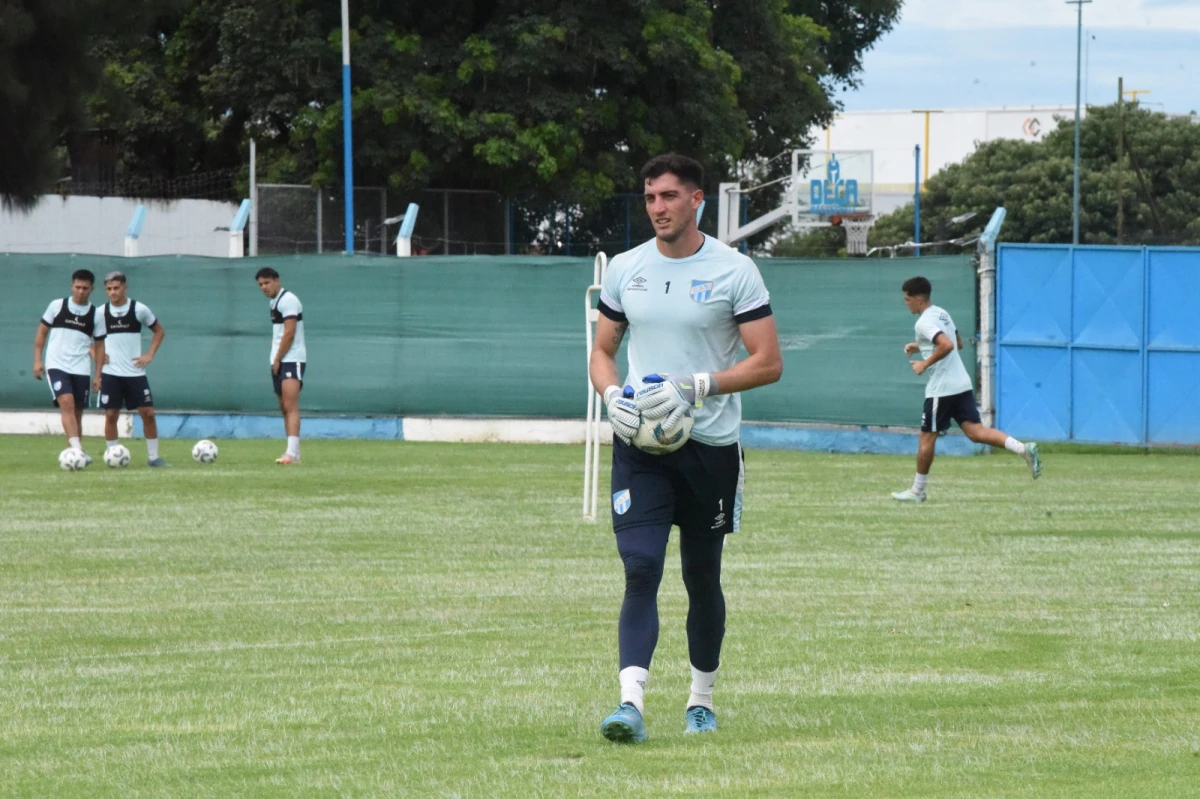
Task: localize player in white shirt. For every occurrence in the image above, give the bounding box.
[32,269,106,464]
[255,267,306,464]
[99,271,168,466]
[892,276,1041,503]
[590,154,783,742]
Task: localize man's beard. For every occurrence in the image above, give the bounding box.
[656,223,683,243]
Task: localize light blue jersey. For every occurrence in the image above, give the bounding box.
[600,236,771,446]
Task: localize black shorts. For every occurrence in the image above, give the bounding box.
[100,373,153,410]
[922,390,982,433]
[272,362,305,396]
[46,369,90,408]
[610,437,744,535]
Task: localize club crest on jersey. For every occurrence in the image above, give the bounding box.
[613,489,631,515]
[689,280,713,303]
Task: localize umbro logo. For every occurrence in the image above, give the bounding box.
[628,276,648,292]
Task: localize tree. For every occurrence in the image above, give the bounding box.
[81,0,900,208]
[869,104,1200,249]
[0,0,184,207]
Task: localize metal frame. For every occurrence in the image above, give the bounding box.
[582,252,608,521]
[717,149,875,248]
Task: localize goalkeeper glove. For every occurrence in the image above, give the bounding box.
[603,385,640,444]
[635,373,716,434]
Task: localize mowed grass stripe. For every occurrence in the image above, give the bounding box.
[0,435,1197,797]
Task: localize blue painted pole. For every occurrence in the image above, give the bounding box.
[341,0,354,253]
[914,145,921,258]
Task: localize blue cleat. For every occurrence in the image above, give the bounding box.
[601,703,647,743]
[147,458,169,468]
[684,705,717,734]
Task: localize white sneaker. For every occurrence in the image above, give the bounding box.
[891,489,926,502]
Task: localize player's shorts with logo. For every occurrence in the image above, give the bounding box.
[610,437,744,535]
[100,374,153,410]
[922,389,982,433]
[272,362,305,396]
[46,369,90,408]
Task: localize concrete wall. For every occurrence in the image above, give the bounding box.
[1,196,240,257]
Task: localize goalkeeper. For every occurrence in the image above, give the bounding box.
[588,153,783,743]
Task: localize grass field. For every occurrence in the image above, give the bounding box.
[1,435,1198,797]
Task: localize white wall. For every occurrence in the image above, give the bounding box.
[1,196,240,257]
[813,106,1082,215]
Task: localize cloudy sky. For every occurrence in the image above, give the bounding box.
[838,0,1200,113]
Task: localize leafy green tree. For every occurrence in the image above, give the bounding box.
[869,104,1200,249]
[0,0,187,207]
[81,0,900,206]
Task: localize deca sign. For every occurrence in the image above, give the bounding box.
[809,155,859,214]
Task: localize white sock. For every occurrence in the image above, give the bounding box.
[106,440,118,450]
[69,437,82,450]
[912,473,928,494]
[147,439,159,459]
[287,436,300,458]
[619,666,649,714]
[688,665,718,711]
[1004,437,1026,455]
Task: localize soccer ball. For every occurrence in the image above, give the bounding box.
[58,448,88,471]
[103,444,131,468]
[631,385,695,455]
[192,439,219,464]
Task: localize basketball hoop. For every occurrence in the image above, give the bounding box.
[841,214,874,256]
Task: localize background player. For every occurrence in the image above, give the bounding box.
[589,154,783,742]
[255,267,306,465]
[32,269,106,464]
[98,271,167,466]
[892,276,1041,502]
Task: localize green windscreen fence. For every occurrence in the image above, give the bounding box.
[1,253,975,427]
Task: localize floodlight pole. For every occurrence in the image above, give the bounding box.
[341,0,354,254]
[1067,0,1091,245]
[914,145,921,258]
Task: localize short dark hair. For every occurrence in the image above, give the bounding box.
[255,267,280,280]
[71,269,95,285]
[902,276,932,297]
[640,154,703,190]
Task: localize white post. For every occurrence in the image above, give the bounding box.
[396,202,419,257]
[228,199,251,258]
[124,204,146,257]
[976,207,1007,428]
[249,138,258,256]
[583,252,608,522]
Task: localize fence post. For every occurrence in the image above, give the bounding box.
[228,199,251,258]
[124,205,146,257]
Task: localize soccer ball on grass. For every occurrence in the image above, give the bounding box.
[58,448,88,471]
[103,444,131,468]
[192,439,219,463]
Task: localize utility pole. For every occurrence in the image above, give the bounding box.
[1067,0,1091,245]
[1116,77,1124,245]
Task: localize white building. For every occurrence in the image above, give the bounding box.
[812,105,1082,216]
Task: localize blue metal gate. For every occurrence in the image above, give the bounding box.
[997,244,1200,445]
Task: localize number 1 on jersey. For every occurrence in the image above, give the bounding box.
[665,281,671,294]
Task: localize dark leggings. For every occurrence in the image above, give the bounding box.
[616,524,726,673]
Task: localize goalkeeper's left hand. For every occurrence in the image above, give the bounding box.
[635,373,716,433]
